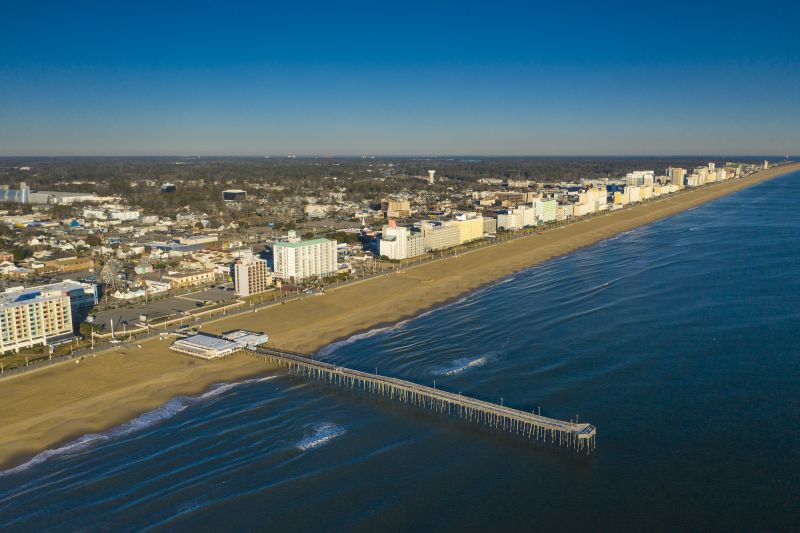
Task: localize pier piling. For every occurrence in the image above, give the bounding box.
[247,347,597,453]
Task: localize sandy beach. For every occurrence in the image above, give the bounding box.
[1,163,797,468]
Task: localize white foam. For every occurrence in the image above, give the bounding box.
[435,353,496,376]
[316,324,403,358]
[0,375,277,476]
[296,423,346,451]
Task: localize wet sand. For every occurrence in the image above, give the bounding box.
[1,163,797,468]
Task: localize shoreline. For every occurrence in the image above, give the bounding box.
[1,163,798,469]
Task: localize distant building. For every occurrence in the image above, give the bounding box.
[160,183,177,193]
[162,269,216,289]
[234,256,272,296]
[110,210,140,221]
[272,232,337,280]
[533,199,557,223]
[497,205,536,230]
[626,170,655,187]
[379,222,425,260]
[448,214,485,244]
[178,234,218,246]
[575,187,607,216]
[222,189,247,202]
[0,183,100,205]
[39,256,95,274]
[421,221,460,251]
[666,167,687,186]
[383,199,411,219]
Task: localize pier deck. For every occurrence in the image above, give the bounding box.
[247,346,597,453]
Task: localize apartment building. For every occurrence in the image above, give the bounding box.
[421,221,460,251]
[234,257,272,296]
[448,214,485,244]
[379,223,425,260]
[0,285,76,354]
[273,233,337,280]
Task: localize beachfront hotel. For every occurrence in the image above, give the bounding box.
[234,256,272,296]
[0,284,77,354]
[421,221,460,251]
[379,221,425,260]
[272,231,337,281]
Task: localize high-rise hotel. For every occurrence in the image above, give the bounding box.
[234,256,272,296]
[272,231,337,281]
[0,281,97,354]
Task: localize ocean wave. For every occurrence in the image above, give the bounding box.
[0,375,277,477]
[434,353,496,376]
[315,276,518,359]
[315,324,402,358]
[296,423,346,451]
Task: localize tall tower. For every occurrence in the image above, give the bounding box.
[427,170,436,185]
[19,182,30,204]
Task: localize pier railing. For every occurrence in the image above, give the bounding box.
[248,346,597,453]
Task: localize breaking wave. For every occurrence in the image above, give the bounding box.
[316,276,517,359]
[0,375,277,477]
[434,353,496,376]
[296,423,346,451]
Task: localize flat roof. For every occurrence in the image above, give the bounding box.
[174,334,238,351]
[273,238,334,248]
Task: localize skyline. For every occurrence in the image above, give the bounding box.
[2,1,799,156]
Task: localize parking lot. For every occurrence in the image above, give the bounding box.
[92,298,199,331]
[177,287,237,304]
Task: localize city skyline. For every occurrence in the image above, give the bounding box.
[2,1,799,156]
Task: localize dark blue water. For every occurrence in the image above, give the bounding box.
[2,173,799,532]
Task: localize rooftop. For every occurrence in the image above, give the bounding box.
[0,280,92,306]
[173,333,239,352]
[273,238,334,248]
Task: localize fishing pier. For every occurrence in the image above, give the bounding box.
[247,346,597,453]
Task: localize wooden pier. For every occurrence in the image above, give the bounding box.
[247,347,597,453]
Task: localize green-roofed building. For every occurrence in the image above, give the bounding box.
[272,231,338,281]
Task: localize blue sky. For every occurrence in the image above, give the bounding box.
[1,0,798,156]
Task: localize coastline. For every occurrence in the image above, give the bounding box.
[1,163,797,469]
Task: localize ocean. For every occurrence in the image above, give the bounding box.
[1,172,798,531]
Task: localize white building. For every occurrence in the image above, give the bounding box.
[0,284,79,354]
[667,167,687,186]
[170,334,240,359]
[379,223,425,260]
[234,256,272,296]
[273,232,337,280]
[533,199,557,223]
[110,210,140,221]
[497,205,536,230]
[178,234,218,246]
[83,208,107,220]
[626,170,655,186]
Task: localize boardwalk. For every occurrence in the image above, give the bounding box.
[248,346,597,453]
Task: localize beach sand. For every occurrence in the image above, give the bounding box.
[1,163,797,468]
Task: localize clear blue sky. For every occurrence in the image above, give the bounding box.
[1,0,798,156]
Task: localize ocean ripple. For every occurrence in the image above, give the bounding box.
[0,376,277,477]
